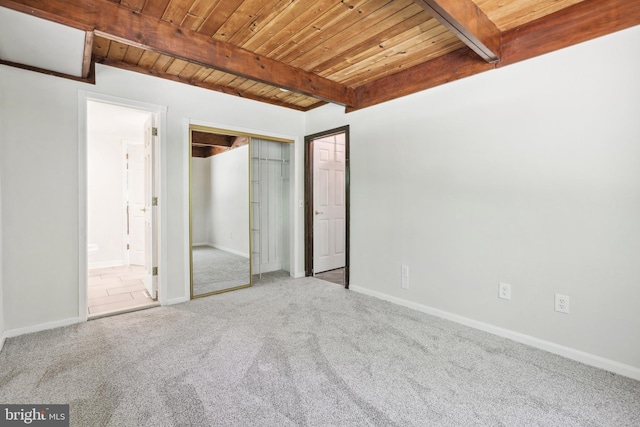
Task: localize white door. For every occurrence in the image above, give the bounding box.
[143,116,158,298]
[127,144,145,265]
[313,134,346,273]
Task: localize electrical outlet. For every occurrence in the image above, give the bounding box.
[499,282,511,300]
[401,265,409,289]
[555,294,570,314]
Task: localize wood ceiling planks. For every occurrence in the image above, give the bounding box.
[473,0,585,31]
[1,0,636,111]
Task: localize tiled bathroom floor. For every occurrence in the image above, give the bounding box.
[88,265,158,319]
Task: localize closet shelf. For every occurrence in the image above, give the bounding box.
[251,156,289,163]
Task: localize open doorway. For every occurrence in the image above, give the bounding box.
[304,126,350,288]
[86,100,159,318]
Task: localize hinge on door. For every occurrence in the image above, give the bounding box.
[152,267,158,276]
[126,244,130,250]
[152,197,158,206]
[152,127,158,136]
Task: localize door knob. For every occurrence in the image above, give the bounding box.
[140,207,147,212]
[315,210,323,215]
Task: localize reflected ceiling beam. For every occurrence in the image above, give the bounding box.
[350,47,494,111]
[231,136,249,148]
[81,30,94,78]
[413,0,501,63]
[191,132,234,148]
[192,145,219,158]
[0,0,355,107]
[499,0,640,67]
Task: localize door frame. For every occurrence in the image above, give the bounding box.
[304,125,350,288]
[183,119,301,298]
[78,91,168,322]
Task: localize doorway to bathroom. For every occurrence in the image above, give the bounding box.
[85,99,159,318]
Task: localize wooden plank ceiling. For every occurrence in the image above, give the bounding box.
[1,0,639,111]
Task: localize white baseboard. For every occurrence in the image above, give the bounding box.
[350,285,640,381]
[3,317,81,341]
[88,260,125,269]
[196,243,249,258]
[166,296,189,305]
[0,333,5,353]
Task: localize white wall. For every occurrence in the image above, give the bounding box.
[306,26,640,371]
[87,134,126,267]
[192,147,251,256]
[191,157,210,245]
[210,145,250,256]
[0,63,305,332]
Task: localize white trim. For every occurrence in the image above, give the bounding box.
[4,317,80,339]
[350,285,640,381]
[0,334,5,353]
[156,108,168,305]
[79,90,168,315]
[166,296,189,306]
[78,92,88,323]
[183,119,192,301]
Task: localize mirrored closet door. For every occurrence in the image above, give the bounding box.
[189,126,294,298]
[190,126,251,298]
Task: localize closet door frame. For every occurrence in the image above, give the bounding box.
[183,120,297,300]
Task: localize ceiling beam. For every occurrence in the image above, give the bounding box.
[95,57,313,112]
[500,0,640,67]
[413,0,501,63]
[351,0,640,111]
[81,31,94,78]
[350,47,495,111]
[0,58,95,84]
[0,0,355,106]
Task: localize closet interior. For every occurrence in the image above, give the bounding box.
[251,138,292,279]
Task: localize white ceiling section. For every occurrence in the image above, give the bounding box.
[0,6,85,77]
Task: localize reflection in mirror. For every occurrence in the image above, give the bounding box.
[190,128,251,297]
